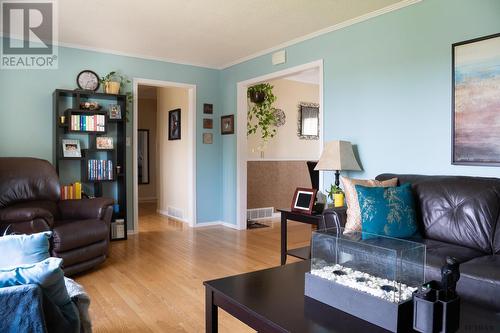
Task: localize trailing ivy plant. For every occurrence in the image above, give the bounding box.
[247,83,278,142]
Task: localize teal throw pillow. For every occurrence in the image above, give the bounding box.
[355,183,418,238]
[0,231,51,268]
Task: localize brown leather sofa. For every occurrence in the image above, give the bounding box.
[323,174,500,311]
[0,157,113,276]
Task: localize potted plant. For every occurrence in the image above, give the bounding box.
[100,71,133,121]
[247,83,278,143]
[100,71,130,95]
[248,85,266,104]
[327,184,345,208]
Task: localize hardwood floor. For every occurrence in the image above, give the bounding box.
[75,203,313,332]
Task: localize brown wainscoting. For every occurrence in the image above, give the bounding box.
[247,160,314,211]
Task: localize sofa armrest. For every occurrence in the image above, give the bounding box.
[58,197,114,220]
[320,207,347,231]
[0,206,54,227]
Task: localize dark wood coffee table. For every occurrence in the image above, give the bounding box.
[204,261,500,333]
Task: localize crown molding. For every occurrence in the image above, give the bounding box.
[57,41,219,70]
[218,0,422,70]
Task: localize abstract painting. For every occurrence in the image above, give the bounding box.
[452,33,500,166]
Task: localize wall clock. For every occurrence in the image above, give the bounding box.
[76,70,100,91]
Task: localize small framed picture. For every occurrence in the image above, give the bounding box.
[96,137,114,149]
[291,187,317,215]
[203,103,213,114]
[109,104,122,119]
[203,118,213,129]
[221,114,234,135]
[203,133,213,144]
[62,139,81,158]
[169,109,181,140]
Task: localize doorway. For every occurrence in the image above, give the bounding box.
[133,79,197,232]
[236,60,324,230]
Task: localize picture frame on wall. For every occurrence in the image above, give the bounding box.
[203,118,213,129]
[62,139,81,158]
[452,33,500,166]
[168,109,181,140]
[203,103,213,114]
[221,114,234,135]
[203,132,213,144]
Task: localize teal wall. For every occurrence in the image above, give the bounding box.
[2,0,500,229]
[219,0,500,225]
[0,45,222,228]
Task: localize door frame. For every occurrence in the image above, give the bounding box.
[236,59,324,230]
[132,78,197,231]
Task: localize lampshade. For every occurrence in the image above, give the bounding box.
[314,140,361,171]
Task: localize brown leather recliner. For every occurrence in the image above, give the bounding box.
[0,157,113,276]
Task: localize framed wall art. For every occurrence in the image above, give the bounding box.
[203,118,213,129]
[168,109,181,140]
[203,103,213,114]
[203,132,213,144]
[452,33,500,166]
[221,114,234,135]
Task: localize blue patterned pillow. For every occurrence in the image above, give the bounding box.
[355,183,419,238]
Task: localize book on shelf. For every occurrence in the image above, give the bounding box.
[87,159,113,181]
[111,219,125,239]
[61,182,82,200]
[70,114,105,132]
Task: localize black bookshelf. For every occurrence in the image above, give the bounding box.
[53,89,127,240]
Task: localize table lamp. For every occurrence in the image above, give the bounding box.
[314,140,361,186]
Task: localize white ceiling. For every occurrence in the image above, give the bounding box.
[57,0,413,69]
[283,68,320,85]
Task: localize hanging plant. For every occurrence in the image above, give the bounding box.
[247,83,278,142]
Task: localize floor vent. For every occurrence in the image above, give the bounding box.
[247,207,274,221]
[167,206,184,220]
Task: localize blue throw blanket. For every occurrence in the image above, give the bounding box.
[0,284,79,333]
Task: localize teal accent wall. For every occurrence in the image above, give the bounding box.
[0,45,222,228]
[219,0,500,225]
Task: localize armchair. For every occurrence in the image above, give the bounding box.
[0,157,113,276]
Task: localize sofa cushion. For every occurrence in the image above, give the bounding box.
[356,184,419,238]
[376,174,500,254]
[341,176,398,232]
[52,219,108,252]
[0,158,60,209]
[421,239,484,282]
[0,231,51,268]
[458,255,500,311]
[53,240,108,267]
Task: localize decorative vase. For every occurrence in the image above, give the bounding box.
[334,193,345,207]
[249,91,265,104]
[105,81,120,94]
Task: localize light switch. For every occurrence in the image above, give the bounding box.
[126,137,131,146]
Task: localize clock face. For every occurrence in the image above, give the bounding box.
[77,70,100,91]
